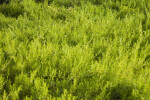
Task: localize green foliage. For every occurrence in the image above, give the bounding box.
[0,0,150,99]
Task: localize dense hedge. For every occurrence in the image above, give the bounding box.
[0,0,150,99]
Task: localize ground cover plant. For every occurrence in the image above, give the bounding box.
[0,0,150,99]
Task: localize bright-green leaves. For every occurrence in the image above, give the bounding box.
[0,0,150,99]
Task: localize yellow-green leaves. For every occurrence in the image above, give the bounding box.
[0,0,150,99]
